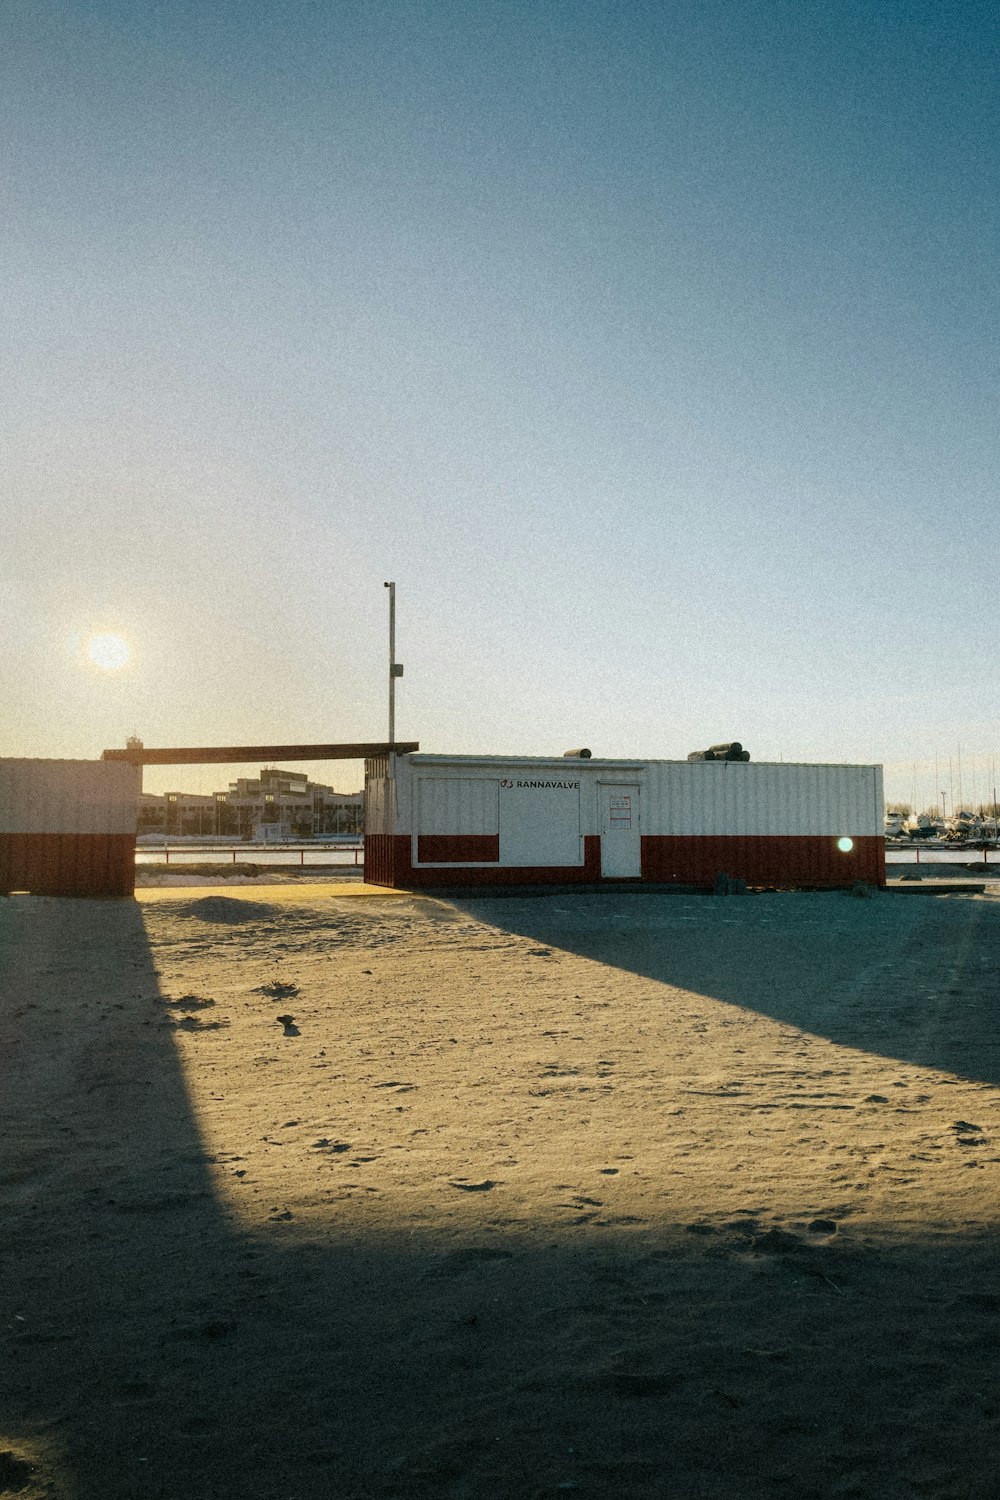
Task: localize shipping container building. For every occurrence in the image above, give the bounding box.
[364,752,885,890]
[0,759,141,897]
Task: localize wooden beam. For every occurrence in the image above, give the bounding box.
[101,742,419,766]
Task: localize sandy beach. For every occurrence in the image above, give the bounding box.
[3,884,1000,1499]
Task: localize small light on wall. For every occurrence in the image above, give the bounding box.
[837,837,854,853]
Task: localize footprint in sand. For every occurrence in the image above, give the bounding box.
[167,993,216,1010]
[0,1449,43,1493]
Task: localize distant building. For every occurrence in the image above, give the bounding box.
[138,791,216,836]
[137,769,363,838]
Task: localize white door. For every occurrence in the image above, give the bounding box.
[600,784,641,877]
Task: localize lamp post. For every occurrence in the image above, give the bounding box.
[384,581,404,745]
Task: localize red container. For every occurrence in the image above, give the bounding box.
[0,760,140,897]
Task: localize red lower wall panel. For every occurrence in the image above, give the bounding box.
[0,833,136,897]
[417,834,500,864]
[365,832,885,889]
[363,833,398,887]
[641,834,885,889]
[366,834,602,887]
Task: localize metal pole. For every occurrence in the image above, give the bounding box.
[383,581,403,745]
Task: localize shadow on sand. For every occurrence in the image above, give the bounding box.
[1,891,999,1500]
[452,887,1000,1088]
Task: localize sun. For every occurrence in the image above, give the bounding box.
[86,633,130,671]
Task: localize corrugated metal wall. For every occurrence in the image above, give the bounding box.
[642,762,883,836]
[0,760,140,897]
[641,834,885,889]
[0,759,139,834]
[368,754,886,890]
[0,832,137,898]
[387,757,883,838]
[414,776,501,864]
[363,766,393,836]
[363,756,396,885]
[415,777,499,835]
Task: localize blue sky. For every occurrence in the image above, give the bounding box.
[4,1,999,806]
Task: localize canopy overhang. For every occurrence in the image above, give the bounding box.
[101,742,419,766]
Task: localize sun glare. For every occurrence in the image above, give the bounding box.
[86,633,130,671]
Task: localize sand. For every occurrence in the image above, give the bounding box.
[2,884,1000,1499]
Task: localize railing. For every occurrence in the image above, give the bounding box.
[887,842,1000,865]
[136,842,364,868]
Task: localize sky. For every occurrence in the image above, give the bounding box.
[4,0,999,808]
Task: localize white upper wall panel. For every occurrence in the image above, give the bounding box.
[416,776,499,835]
[390,755,883,839]
[642,762,882,836]
[365,773,393,836]
[0,760,141,835]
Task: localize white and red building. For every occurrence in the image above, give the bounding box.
[364,751,885,890]
[0,759,140,897]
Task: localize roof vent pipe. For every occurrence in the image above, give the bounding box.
[687,742,751,762]
[563,748,592,759]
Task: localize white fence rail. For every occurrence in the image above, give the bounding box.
[135,841,364,868]
[887,844,1000,865]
